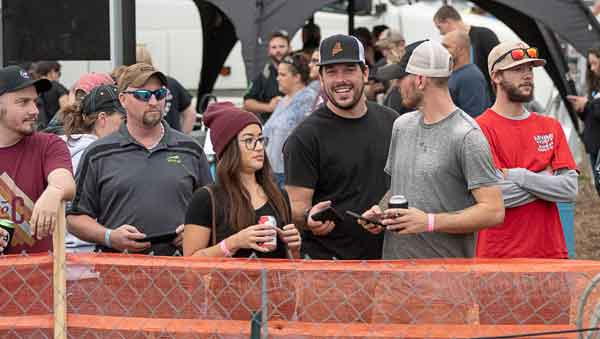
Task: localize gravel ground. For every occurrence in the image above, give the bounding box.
[574,156,600,260]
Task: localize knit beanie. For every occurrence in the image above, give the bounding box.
[203,102,261,158]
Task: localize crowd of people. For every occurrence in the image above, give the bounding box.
[0,5,590,261]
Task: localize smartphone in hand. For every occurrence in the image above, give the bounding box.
[135,231,177,244]
[345,210,385,227]
[311,206,343,224]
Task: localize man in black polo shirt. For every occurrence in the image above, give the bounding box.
[67,63,213,256]
[243,31,291,122]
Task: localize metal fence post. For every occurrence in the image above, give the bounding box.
[261,268,268,339]
[250,311,262,339]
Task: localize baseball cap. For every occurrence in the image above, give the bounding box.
[376,40,427,81]
[81,85,126,116]
[118,63,168,92]
[0,65,51,96]
[375,30,405,49]
[488,41,546,75]
[318,34,365,66]
[405,40,453,77]
[72,72,114,94]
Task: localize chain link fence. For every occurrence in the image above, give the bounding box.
[2,252,600,338]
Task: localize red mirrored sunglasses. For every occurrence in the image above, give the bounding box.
[491,47,539,72]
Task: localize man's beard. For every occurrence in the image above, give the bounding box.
[0,109,36,136]
[325,82,365,110]
[271,54,285,65]
[142,111,162,127]
[500,79,534,103]
[401,82,424,110]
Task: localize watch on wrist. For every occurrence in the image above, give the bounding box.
[303,207,311,223]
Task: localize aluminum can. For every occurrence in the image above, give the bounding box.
[388,195,408,209]
[258,215,277,250]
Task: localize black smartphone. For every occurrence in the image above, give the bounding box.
[345,210,385,227]
[136,231,178,244]
[311,206,343,224]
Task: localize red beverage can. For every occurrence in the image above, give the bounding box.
[259,215,277,250]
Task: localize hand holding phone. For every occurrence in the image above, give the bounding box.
[305,201,339,236]
[352,205,387,235]
[311,206,343,224]
[136,230,178,244]
[345,210,385,227]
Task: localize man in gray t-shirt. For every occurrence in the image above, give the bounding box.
[368,40,504,259]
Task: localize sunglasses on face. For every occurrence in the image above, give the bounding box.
[122,87,168,102]
[491,47,539,72]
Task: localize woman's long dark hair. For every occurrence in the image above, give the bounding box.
[215,132,290,231]
[587,46,600,97]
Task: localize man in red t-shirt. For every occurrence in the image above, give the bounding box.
[0,65,75,254]
[476,42,578,258]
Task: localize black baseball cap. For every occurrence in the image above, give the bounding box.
[0,65,51,96]
[318,34,366,66]
[376,40,428,81]
[81,85,126,116]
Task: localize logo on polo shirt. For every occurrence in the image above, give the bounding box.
[332,41,343,56]
[534,133,554,152]
[167,153,195,178]
[167,154,181,164]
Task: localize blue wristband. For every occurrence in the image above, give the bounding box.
[104,229,112,248]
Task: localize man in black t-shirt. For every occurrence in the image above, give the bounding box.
[283,34,398,260]
[433,5,499,100]
[164,75,194,133]
[243,31,291,123]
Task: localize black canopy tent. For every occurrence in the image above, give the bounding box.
[193,0,337,112]
[193,0,600,133]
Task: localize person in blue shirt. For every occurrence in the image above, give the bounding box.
[263,54,317,188]
[442,30,491,118]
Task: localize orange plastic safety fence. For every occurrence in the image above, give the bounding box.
[1,254,600,338]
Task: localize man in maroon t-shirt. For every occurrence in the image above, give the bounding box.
[0,65,75,254]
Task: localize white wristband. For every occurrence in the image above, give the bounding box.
[104,229,112,248]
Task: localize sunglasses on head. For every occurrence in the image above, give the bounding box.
[491,47,539,72]
[122,87,168,102]
[281,54,306,66]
